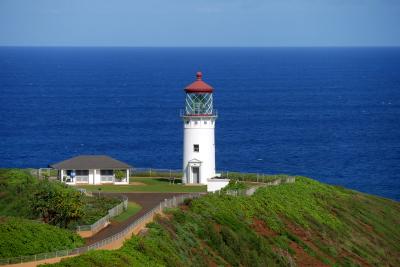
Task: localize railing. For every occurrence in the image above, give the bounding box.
[76,195,128,232]
[100,175,114,182]
[217,171,293,184]
[0,193,203,265]
[179,109,218,117]
[133,168,183,178]
[86,193,203,251]
[213,176,296,197]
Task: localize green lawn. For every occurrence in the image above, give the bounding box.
[77,177,206,193]
[112,202,142,222]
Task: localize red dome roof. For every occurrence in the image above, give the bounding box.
[185,72,213,93]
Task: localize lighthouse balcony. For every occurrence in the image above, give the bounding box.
[180,109,218,118]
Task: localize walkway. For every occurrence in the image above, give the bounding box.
[85,192,186,245]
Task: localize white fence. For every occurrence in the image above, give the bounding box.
[0,193,203,266]
[216,176,296,197]
[76,196,128,232]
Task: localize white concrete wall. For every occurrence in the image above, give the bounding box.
[89,169,95,184]
[207,179,230,192]
[94,169,101,184]
[183,116,216,185]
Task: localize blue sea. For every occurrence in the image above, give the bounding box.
[0,47,399,200]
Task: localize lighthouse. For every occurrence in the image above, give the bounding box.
[181,72,229,192]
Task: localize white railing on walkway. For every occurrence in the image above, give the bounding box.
[0,193,203,265]
[76,196,129,232]
[214,176,296,197]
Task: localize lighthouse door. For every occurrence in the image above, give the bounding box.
[192,167,200,184]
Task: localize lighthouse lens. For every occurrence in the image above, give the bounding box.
[185,93,213,115]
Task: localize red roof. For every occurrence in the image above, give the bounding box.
[185,72,213,93]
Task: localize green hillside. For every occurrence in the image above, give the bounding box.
[51,177,400,266]
[0,217,84,259]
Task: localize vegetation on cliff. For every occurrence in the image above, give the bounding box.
[51,177,400,267]
[0,169,121,228]
[0,217,84,259]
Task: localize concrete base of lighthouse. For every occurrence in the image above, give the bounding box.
[207,178,230,192]
[183,160,229,192]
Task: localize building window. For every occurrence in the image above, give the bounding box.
[194,144,199,152]
[76,170,89,176]
[74,170,89,182]
[101,170,113,176]
[101,170,114,182]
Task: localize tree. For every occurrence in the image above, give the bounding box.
[114,170,126,181]
[30,180,85,228]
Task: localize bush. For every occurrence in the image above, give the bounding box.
[30,180,85,228]
[0,169,38,218]
[0,217,83,259]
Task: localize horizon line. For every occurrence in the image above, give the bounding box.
[1,45,400,49]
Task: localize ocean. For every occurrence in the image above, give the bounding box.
[0,47,399,200]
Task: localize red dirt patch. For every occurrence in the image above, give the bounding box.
[214,223,222,233]
[340,249,373,267]
[290,242,328,267]
[284,220,337,265]
[252,218,277,238]
[286,221,311,241]
[179,204,190,211]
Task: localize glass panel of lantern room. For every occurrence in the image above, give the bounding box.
[185,93,213,115]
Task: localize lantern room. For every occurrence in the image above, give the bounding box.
[184,72,214,116]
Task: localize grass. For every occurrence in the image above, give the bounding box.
[112,202,142,223]
[77,177,206,193]
[51,176,400,267]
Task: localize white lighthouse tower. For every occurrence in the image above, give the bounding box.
[182,72,229,192]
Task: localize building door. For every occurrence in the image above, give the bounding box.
[192,167,200,184]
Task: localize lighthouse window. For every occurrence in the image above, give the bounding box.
[194,144,199,152]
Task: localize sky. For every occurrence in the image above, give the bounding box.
[0,0,399,47]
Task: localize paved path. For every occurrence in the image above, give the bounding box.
[85,192,186,245]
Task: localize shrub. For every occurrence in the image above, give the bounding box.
[0,217,83,259]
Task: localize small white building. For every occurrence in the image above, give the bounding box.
[181,72,229,192]
[50,155,132,185]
